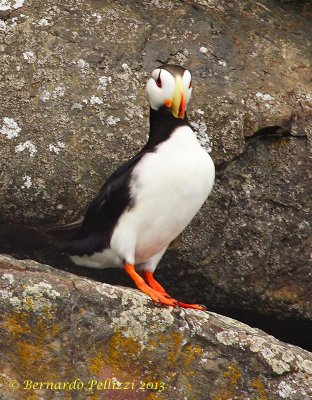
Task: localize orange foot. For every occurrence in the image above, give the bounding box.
[125,264,206,311]
[142,271,171,297]
[124,263,178,307]
[142,271,206,311]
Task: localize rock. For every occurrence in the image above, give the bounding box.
[0,0,311,323]
[1,255,312,400]
[161,131,312,321]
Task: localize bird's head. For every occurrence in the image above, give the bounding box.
[146,64,192,119]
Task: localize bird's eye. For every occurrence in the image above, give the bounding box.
[156,76,162,88]
[189,80,192,89]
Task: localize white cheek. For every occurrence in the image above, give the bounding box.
[162,81,174,102]
[185,88,192,108]
[182,70,192,107]
[146,78,163,110]
[146,76,175,111]
[183,70,192,85]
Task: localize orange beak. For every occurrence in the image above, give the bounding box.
[178,92,185,119]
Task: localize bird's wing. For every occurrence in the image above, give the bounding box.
[77,150,146,238]
[49,149,148,256]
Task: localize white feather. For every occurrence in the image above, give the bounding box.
[72,126,214,271]
[70,249,121,269]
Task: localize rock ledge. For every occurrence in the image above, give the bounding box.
[0,255,311,399]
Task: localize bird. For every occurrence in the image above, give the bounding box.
[57,64,215,310]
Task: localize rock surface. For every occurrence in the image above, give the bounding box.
[1,255,312,400]
[0,0,311,323]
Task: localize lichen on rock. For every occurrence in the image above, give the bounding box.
[1,255,312,399]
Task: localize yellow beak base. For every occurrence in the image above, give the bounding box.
[169,76,186,119]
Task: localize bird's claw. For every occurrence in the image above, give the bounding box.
[176,301,206,311]
[152,295,205,310]
[154,295,179,307]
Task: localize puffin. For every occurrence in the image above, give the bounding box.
[59,64,215,310]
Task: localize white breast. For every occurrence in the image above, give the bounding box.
[110,125,215,265]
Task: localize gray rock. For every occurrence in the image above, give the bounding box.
[0,0,311,322]
[0,255,312,400]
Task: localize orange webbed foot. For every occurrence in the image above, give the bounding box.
[125,264,205,310]
[124,264,178,307]
[141,271,206,310]
[142,271,171,298]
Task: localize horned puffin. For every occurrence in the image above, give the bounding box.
[60,64,215,310]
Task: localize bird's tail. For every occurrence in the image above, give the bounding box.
[46,218,108,256]
[45,217,84,240]
[58,231,107,256]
